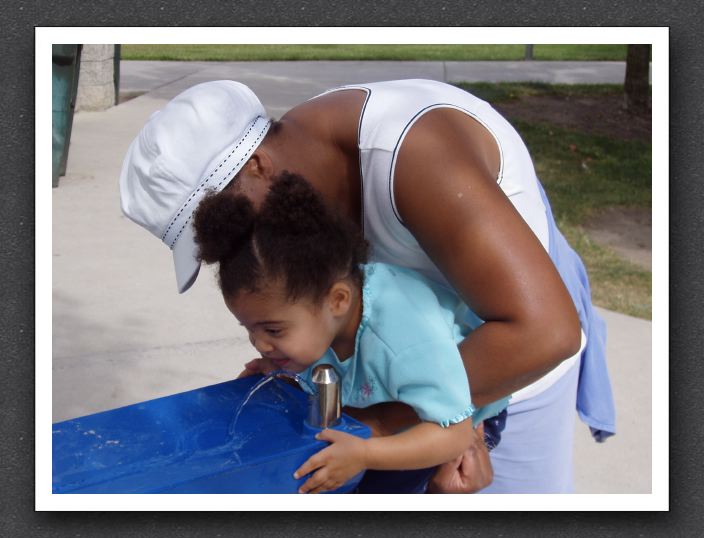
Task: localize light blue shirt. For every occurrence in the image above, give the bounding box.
[300,263,509,427]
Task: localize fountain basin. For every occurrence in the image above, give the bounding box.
[52,375,370,493]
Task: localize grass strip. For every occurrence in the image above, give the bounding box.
[561,224,651,319]
[121,44,628,62]
[520,118,651,319]
[455,81,634,103]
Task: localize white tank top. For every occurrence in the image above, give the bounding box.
[315,79,578,402]
[318,79,549,287]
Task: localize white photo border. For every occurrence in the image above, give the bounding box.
[37,26,668,511]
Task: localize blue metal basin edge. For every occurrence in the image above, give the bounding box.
[52,375,370,494]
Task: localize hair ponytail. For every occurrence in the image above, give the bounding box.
[193,190,256,264]
[193,171,368,303]
[258,172,330,236]
[256,172,368,302]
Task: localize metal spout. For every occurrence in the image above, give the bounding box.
[306,364,341,429]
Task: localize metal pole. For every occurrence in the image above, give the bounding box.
[114,44,121,105]
[52,44,82,188]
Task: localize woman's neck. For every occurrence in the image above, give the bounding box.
[272,91,365,227]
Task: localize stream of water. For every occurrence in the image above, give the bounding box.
[228,371,315,438]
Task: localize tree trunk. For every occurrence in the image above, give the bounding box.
[624,45,651,114]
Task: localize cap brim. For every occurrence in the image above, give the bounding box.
[172,222,201,294]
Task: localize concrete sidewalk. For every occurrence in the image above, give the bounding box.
[51,60,651,494]
[119,60,632,117]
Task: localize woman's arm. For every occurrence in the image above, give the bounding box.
[294,419,474,494]
[342,402,420,437]
[394,108,581,406]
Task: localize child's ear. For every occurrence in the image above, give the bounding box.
[327,281,352,316]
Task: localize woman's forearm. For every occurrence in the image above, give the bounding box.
[363,420,473,471]
[459,317,580,407]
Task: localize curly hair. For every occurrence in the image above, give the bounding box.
[193,171,368,303]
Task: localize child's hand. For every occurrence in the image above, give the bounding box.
[293,429,368,493]
[236,358,277,379]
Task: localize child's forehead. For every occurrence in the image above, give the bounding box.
[228,280,320,312]
[232,281,288,307]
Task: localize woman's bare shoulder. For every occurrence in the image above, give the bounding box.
[282,88,368,158]
[284,88,367,126]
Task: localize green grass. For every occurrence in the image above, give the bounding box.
[121,44,628,62]
[456,81,634,104]
[453,82,652,318]
[527,122,651,319]
[514,120,651,225]
[524,121,650,319]
[561,226,651,320]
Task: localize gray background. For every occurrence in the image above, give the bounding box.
[0,0,695,535]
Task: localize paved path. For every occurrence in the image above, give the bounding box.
[120,60,632,118]
[51,60,651,493]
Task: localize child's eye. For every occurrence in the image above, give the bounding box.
[265,328,282,337]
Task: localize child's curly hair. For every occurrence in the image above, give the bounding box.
[193,171,369,303]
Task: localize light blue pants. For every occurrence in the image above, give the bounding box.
[478,359,581,494]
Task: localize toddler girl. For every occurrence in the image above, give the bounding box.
[193,172,508,494]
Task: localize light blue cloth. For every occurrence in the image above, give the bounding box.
[537,181,616,441]
[300,263,509,427]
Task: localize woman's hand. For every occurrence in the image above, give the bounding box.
[427,422,493,493]
[236,357,277,378]
[294,429,368,494]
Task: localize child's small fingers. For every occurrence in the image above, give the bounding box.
[244,358,262,370]
[306,481,335,494]
[298,470,328,494]
[317,428,356,445]
[293,454,323,480]
[315,428,342,443]
[237,367,257,379]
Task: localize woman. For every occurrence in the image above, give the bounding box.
[119,79,615,493]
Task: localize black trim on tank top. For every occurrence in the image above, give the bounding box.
[389,103,505,227]
[355,87,372,235]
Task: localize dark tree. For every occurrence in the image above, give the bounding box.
[624,44,651,114]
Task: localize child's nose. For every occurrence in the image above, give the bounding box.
[252,335,274,354]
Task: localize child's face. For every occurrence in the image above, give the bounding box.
[225,283,340,373]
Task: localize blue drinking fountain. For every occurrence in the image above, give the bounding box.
[52,365,371,494]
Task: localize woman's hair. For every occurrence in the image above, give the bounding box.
[193,171,368,304]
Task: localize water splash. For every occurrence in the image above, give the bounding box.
[273,370,315,395]
[228,370,316,438]
[229,375,276,437]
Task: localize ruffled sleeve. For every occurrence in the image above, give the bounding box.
[387,340,476,427]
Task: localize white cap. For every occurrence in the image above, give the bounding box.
[119,80,271,293]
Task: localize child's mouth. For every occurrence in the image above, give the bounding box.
[271,358,291,369]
